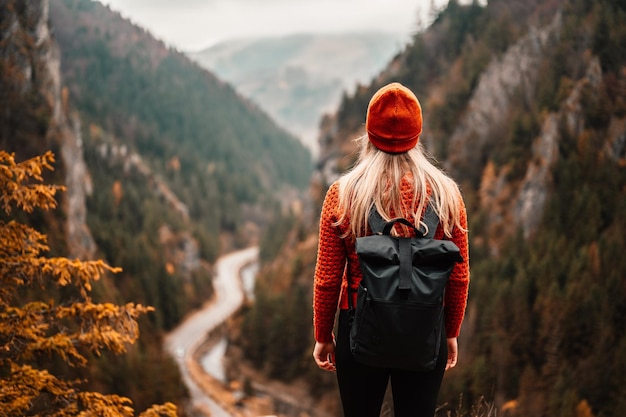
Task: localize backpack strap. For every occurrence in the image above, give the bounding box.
[367,206,387,235]
[422,204,439,239]
[368,203,439,238]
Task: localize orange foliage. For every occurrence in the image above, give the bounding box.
[112,180,123,207]
[576,400,595,417]
[0,151,177,416]
[168,156,181,172]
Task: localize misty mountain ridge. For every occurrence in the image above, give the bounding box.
[189,32,410,153]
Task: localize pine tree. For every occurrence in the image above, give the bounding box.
[0,151,177,416]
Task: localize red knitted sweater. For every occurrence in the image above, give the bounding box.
[313,179,470,343]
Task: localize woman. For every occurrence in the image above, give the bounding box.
[312,82,470,417]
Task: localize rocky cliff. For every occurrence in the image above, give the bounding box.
[1,0,95,259]
[0,0,206,409]
[315,7,626,255]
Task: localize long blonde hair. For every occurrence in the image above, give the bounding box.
[336,135,465,238]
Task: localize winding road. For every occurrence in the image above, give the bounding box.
[164,247,259,417]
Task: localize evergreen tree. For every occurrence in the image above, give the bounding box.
[0,151,176,417]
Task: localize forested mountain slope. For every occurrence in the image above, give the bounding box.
[45,0,312,328]
[235,0,626,416]
[190,32,408,153]
[49,0,311,242]
[2,0,311,412]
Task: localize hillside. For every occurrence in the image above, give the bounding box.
[2,0,312,413]
[232,0,626,416]
[189,32,409,153]
[49,0,312,203]
[45,0,313,323]
[44,0,312,313]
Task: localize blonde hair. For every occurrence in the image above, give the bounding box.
[336,135,465,238]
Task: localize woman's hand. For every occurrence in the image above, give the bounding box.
[313,341,336,372]
[446,337,458,370]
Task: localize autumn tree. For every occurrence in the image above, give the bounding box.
[0,150,177,416]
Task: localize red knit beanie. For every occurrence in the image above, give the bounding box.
[366,82,422,154]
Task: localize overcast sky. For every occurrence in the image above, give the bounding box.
[97,0,449,52]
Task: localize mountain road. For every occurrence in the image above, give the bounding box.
[164,247,259,417]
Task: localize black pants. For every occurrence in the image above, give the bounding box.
[335,309,447,417]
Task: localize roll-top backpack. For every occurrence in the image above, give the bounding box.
[348,204,463,371]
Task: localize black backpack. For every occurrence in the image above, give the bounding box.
[348,204,463,371]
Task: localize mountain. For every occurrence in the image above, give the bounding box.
[2,0,311,413]
[1,0,188,411]
[189,32,409,154]
[232,0,626,416]
[46,0,313,325]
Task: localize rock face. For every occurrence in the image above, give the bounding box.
[58,114,97,259]
[0,0,96,259]
[482,57,613,253]
[446,11,621,253]
[445,14,562,180]
[2,0,201,264]
[314,9,625,257]
[35,0,97,260]
[312,15,564,191]
[514,59,603,239]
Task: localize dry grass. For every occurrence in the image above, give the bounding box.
[379,394,497,417]
[438,395,498,417]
